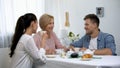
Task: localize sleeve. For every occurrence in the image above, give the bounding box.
[33,34,41,49]
[70,36,84,48]
[105,34,116,55]
[25,37,46,63]
[52,32,63,49]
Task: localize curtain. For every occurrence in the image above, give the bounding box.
[0,0,45,48]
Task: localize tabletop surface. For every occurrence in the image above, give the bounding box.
[47,55,120,67]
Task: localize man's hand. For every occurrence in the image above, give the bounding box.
[80,47,87,51]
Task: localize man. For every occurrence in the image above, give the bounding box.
[69,14,116,55]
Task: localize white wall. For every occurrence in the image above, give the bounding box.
[45,0,120,55]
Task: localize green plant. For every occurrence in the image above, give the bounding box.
[68,31,80,42]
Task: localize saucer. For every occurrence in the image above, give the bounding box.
[80,58,92,61]
[46,55,56,58]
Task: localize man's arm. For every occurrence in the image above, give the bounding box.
[94,34,116,55]
[94,48,112,55]
[68,45,75,51]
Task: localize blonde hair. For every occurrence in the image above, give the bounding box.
[39,14,54,30]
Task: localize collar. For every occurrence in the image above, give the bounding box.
[97,31,103,41]
[86,31,103,41]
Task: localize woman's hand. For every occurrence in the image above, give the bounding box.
[62,46,68,52]
[40,31,48,48]
[46,49,56,55]
[42,31,48,40]
[80,47,87,51]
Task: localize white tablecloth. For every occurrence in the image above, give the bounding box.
[36,55,120,68]
[0,48,120,68]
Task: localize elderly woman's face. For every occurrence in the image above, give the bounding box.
[45,18,54,32]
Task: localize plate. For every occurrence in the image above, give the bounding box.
[46,55,56,58]
[80,58,92,61]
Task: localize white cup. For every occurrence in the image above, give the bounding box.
[78,51,84,56]
[56,49,63,55]
[84,49,94,55]
[66,50,74,57]
[40,31,46,36]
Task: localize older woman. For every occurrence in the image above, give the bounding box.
[33,14,64,55]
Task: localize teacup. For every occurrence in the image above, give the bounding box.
[40,31,46,36]
[56,49,63,55]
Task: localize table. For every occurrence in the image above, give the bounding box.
[0,48,120,68]
[36,55,120,68]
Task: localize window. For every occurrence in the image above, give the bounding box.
[0,0,45,47]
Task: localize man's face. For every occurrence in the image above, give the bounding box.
[84,19,97,35]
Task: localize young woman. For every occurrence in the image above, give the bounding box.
[9,13,48,68]
[33,14,65,55]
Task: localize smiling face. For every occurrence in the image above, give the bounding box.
[39,14,54,32]
[45,18,54,32]
[84,19,97,35]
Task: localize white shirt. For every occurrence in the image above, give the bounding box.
[89,37,98,50]
[10,34,46,68]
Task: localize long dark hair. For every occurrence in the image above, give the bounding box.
[9,13,37,57]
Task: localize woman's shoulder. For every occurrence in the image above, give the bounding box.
[51,31,60,40]
[51,31,57,38]
[23,34,32,39]
[51,31,57,36]
[19,34,33,43]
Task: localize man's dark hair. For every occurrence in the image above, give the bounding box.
[84,14,100,27]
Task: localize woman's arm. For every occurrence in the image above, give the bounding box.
[25,37,46,63]
[52,32,63,49]
[33,34,41,49]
